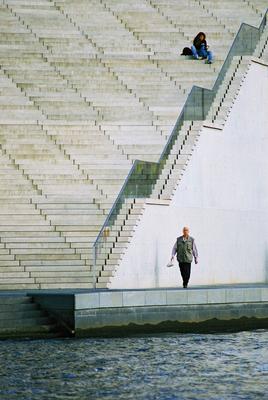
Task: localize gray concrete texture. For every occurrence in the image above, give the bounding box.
[75,285,268,310]
[72,285,268,335]
[75,302,268,336]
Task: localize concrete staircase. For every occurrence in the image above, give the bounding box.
[0,0,267,289]
[94,29,268,288]
[0,294,60,338]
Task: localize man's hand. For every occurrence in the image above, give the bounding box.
[195,259,198,265]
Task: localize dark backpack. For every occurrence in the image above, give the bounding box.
[181,47,193,56]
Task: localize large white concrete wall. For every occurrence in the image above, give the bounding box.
[109,60,268,289]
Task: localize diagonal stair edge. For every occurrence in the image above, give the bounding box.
[92,9,268,285]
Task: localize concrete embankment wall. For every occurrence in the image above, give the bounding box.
[74,286,268,336]
[110,60,268,289]
[30,285,268,337]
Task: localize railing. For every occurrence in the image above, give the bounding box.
[93,10,268,267]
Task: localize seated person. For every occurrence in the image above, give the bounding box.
[191,32,213,64]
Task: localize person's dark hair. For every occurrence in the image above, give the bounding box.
[196,32,206,40]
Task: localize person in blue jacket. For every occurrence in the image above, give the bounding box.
[191,32,213,64]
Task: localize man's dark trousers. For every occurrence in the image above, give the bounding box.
[178,262,191,287]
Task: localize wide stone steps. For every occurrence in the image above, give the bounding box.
[0,151,96,289]
[0,0,266,289]
[6,0,166,144]
[51,0,200,131]
[0,120,109,264]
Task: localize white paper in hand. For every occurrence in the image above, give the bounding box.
[166,261,174,268]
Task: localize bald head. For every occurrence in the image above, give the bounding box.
[182,226,190,238]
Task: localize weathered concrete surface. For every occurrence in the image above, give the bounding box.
[74,284,268,336]
[75,303,268,337]
[0,293,60,339]
[32,293,74,328]
[27,284,268,337]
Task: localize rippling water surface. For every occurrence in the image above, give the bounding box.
[0,330,268,400]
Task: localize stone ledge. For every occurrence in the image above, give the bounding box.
[75,285,268,310]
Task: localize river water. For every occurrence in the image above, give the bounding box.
[0,330,267,400]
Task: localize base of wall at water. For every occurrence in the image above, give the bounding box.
[28,284,268,337]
